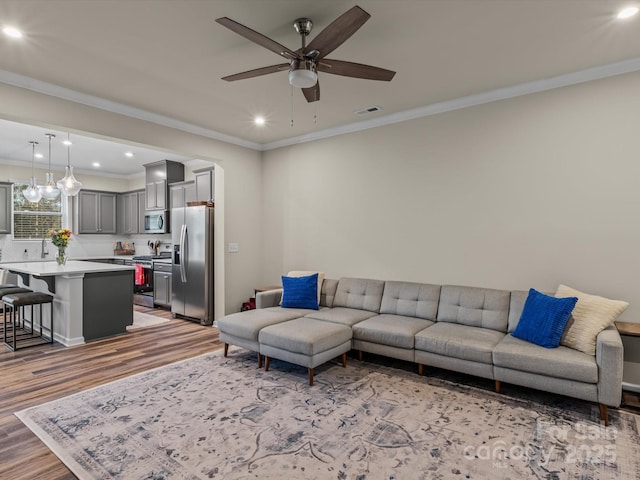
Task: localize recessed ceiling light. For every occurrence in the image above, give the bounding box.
[124,151,134,158]
[617,6,639,19]
[35,153,43,159]
[2,25,23,39]
[92,162,100,168]
[254,116,265,126]
[62,140,72,146]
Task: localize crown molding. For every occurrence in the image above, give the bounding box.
[262,57,640,151]
[0,69,262,151]
[2,57,640,154]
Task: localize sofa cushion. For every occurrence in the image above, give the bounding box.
[321,279,339,308]
[259,318,352,356]
[281,273,319,310]
[437,285,510,332]
[217,309,303,341]
[380,281,441,320]
[557,284,629,356]
[305,307,377,326]
[512,289,577,348]
[494,334,597,383]
[353,314,434,349]
[414,322,504,364]
[333,278,384,312]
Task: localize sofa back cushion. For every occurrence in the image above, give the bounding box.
[437,285,511,332]
[508,289,554,332]
[508,290,528,333]
[320,279,339,308]
[333,278,385,312]
[380,281,441,320]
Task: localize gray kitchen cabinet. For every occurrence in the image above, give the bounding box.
[170,181,196,209]
[144,160,184,210]
[138,191,145,233]
[146,179,167,210]
[117,191,140,234]
[0,182,12,234]
[78,190,117,234]
[194,167,215,202]
[153,264,172,307]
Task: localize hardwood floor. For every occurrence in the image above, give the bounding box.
[0,306,222,480]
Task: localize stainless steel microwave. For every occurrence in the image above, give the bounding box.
[144,210,169,234]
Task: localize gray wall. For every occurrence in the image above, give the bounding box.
[262,70,640,323]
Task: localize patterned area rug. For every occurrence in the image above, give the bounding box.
[16,349,640,479]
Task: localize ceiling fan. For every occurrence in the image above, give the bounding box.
[216,5,396,103]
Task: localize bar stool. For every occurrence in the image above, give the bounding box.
[0,284,33,327]
[2,291,54,351]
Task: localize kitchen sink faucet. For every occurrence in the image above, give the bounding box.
[41,238,49,259]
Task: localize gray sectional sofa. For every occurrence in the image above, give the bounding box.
[216,277,623,424]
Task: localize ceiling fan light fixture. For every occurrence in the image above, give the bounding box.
[288,54,318,88]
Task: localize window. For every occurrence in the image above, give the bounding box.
[13,183,63,239]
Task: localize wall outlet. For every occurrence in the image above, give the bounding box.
[228,242,239,253]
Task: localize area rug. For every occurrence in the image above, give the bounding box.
[16,350,640,480]
[126,311,171,331]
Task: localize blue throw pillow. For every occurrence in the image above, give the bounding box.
[281,273,319,310]
[512,288,578,348]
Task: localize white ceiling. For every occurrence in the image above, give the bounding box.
[0,0,639,176]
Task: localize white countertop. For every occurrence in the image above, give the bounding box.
[0,260,135,276]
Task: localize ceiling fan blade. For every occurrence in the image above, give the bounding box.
[302,82,320,103]
[305,6,370,59]
[222,63,290,82]
[318,59,395,81]
[216,17,299,59]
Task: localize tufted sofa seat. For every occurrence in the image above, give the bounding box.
[216,277,624,424]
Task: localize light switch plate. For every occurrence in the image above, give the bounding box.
[228,242,239,253]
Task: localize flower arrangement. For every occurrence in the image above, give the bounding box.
[48,228,72,248]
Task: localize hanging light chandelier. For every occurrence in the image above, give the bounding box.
[23,141,42,203]
[57,133,82,196]
[40,133,60,199]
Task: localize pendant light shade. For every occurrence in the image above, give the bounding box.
[23,141,42,203]
[57,133,82,196]
[40,133,60,199]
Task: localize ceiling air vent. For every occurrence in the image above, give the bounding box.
[354,105,382,116]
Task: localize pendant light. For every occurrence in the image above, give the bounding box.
[57,133,82,196]
[40,133,60,199]
[23,141,42,203]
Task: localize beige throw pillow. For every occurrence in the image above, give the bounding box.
[281,271,325,305]
[556,284,628,356]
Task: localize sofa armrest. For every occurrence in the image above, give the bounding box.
[596,325,624,407]
[256,289,283,309]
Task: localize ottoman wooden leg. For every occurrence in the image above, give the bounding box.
[223,343,229,357]
[418,363,424,376]
[264,356,270,371]
[358,350,363,361]
[342,352,347,368]
[495,380,501,393]
[308,368,314,386]
[258,353,263,368]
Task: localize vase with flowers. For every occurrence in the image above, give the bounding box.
[48,228,72,265]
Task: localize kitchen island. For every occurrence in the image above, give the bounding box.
[0,260,134,346]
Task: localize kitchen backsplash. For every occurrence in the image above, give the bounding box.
[0,233,172,262]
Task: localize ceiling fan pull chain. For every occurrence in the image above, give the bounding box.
[314,103,317,124]
[290,85,294,127]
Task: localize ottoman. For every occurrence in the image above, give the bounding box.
[217,308,304,367]
[259,317,352,385]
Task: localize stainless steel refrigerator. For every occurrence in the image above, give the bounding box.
[171,205,214,325]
